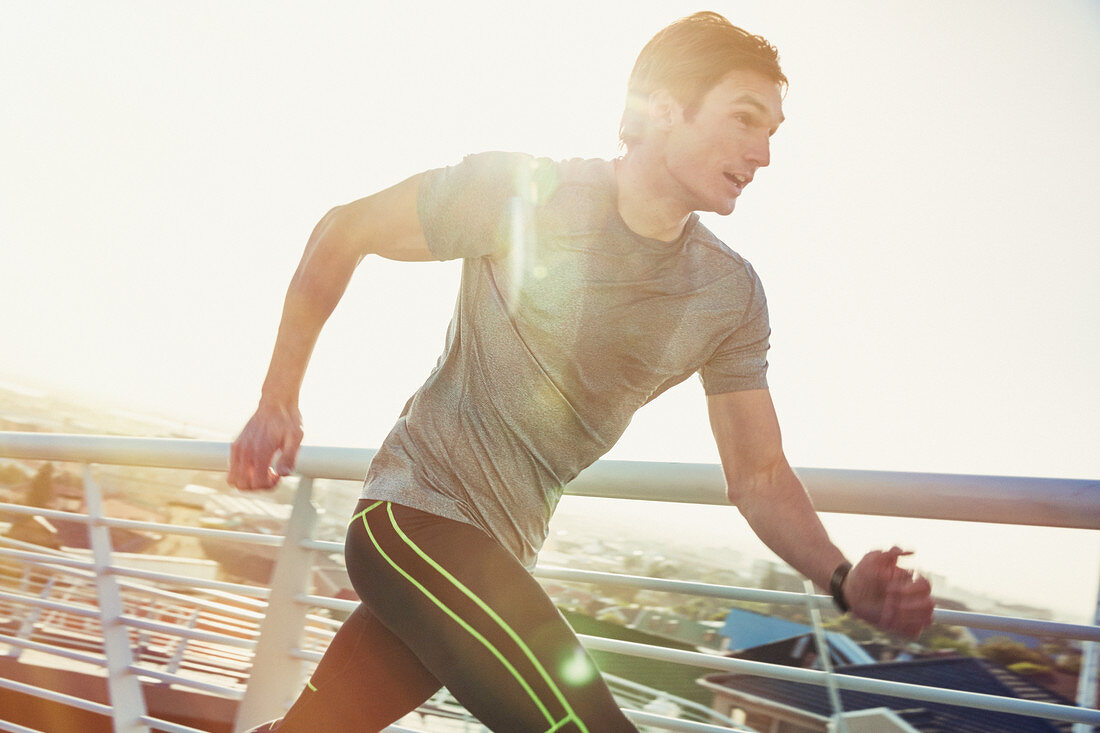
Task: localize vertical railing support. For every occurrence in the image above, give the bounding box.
[85,466,149,733]
[5,576,54,659]
[805,580,849,733]
[234,477,319,732]
[166,609,201,674]
[1073,559,1100,733]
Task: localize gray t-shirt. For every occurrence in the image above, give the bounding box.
[360,152,770,568]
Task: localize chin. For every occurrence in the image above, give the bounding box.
[711,199,737,216]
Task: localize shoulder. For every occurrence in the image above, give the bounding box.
[531,157,617,225]
[687,220,765,291]
[417,152,614,259]
[417,151,539,232]
[423,150,535,190]
[427,151,611,188]
[422,152,609,204]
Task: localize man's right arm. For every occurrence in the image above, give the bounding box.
[228,173,431,490]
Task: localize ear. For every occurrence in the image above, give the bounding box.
[647,89,682,133]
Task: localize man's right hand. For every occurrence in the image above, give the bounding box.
[228,399,304,491]
[226,172,428,492]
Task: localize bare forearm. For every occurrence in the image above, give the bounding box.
[734,459,846,589]
[231,175,428,492]
[260,210,361,406]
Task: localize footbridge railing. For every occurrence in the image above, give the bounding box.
[0,432,1096,733]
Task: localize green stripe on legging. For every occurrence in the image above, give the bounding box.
[308,503,386,695]
[352,500,384,523]
[383,503,588,733]
[360,502,580,730]
[545,715,576,732]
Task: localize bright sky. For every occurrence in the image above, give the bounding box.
[2,2,1098,620]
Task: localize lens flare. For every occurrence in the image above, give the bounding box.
[559,647,598,687]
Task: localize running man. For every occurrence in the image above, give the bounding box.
[229,12,935,732]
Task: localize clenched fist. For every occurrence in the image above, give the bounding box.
[229,399,304,491]
[844,547,935,638]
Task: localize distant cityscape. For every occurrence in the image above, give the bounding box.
[0,378,1061,625]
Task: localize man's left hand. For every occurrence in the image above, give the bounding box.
[843,547,935,638]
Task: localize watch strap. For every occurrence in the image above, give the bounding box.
[829,561,853,613]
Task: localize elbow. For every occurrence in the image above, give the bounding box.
[725,477,755,508]
[316,205,354,249]
[286,212,361,300]
[320,201,383,259]
[298,207,364,269]
[724,453,789,508]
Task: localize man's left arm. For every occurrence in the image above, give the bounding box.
[707,389,935,637]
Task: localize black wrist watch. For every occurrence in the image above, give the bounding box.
[829,561,852,613]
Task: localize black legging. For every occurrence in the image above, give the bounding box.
[267,500,636,732]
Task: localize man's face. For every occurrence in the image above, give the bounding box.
[661,69,784,216]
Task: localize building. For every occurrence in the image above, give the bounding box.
[701,655,1077,732]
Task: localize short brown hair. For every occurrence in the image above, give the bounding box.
[619,12,787,150]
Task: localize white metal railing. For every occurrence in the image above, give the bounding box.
[0,431,1096,733]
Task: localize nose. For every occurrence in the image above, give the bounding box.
[746,132,770,168]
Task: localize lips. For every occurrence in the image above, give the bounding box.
[724,172,750,191]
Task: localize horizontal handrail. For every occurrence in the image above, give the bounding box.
[138,715,207,733]
[604,672,742,727]
[0,631,107,666]
[299,538,342,552]
[0,500,286,548]
[294,593,354,614]
[118,616,258,650]
[1,432,1096,529]
[538,564,835,606]
[934,607,1100,642]
[534,565,1100,642]
[117,583,267,622]
[0,590,100,618]
[622,709,745,733]
[0,550,269,599]
[108,566,270,598]
[99,517,285,547]
[300,562,1100,647]
[0,547,269,627]
[126,664,245,698]
[0,674,113,716]
[0,547,95,571]
[0,502,107,523]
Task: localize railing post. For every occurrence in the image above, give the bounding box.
[234,477,319,732]
[85,466,150,733]
[167,609,200,674]
[5,576,54,659]
[1074,559,1100,733]
[805,580,849,733]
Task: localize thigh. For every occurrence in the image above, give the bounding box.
[347,500,636,733]
[275,603,442,732]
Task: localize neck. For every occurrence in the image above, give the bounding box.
[614,150,694,242]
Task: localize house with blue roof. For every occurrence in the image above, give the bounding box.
[704,607,1082,731]
[717,607,875,667]
[699,654,1076,732]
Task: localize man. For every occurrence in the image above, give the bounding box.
[230,12,935,732]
